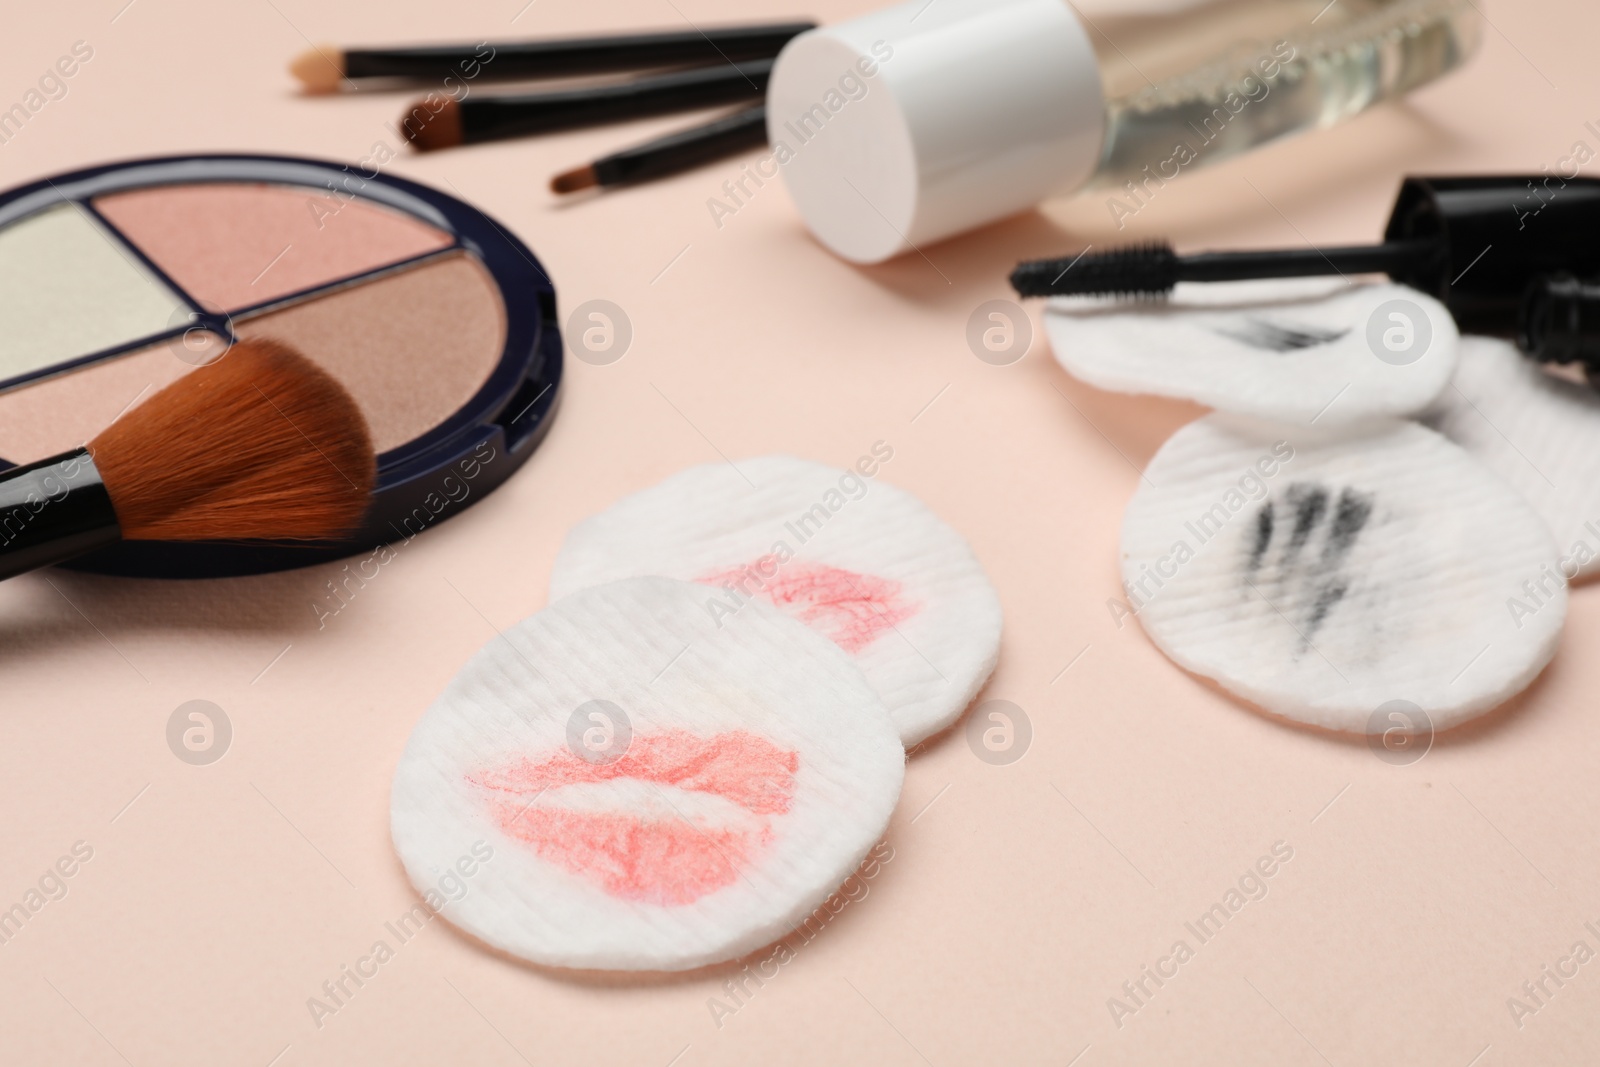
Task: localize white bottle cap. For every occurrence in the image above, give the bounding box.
[766,0,1104,263]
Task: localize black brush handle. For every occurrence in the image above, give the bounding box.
[594,105,768,186]
[1010,239,1442,297]
[0,449,121,581]
[345,23,813,82]
[459,60,773,143]
[1178,241,1442,282]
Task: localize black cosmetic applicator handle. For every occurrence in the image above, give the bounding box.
[0,449,121,581]
[594,105,769,186]
[455,59,774,144]
[1008,240,1443,297]
[346,23,814,82]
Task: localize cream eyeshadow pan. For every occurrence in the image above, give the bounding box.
[0,203,189,381]
[0,154,562,578]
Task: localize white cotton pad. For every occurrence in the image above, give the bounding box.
[390,576,904,972]
[1423,337,1600,581]
[548,455,1003,746]
[1121,414,1564,733]
[1044,279,1458,425]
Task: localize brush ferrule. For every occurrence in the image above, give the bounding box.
[0,448,121,581]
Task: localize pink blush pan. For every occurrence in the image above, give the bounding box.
[94,182,454,312]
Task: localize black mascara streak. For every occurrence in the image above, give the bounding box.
[1304,578,1349,642]
[1321,489,1374,566]
[1247,480,1374,653]
[1214,317,1352,353]
[1284,484,1327,559]
[1249,502,1275,572]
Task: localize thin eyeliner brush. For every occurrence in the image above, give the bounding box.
[551,105,768,194]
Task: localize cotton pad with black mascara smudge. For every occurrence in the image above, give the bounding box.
[389,576,904,972]
[1120,414,1563,733]
[1423,337,1600,581]
[547,455,1003,747]
[1043,279,1458,425]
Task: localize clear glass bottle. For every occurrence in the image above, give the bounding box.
[1088,0,1482,186]
[767,0,1484,262]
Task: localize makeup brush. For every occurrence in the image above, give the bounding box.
[292,22,814,94]
[551,105,767,194]
[1011,176,1600,334]
[0,339,376,581]
[403,60,773,152]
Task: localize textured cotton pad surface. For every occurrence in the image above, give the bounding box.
[1424,337,1600,580]
[1121,415,1563,732]
[1045,279,1458,425]
[0,203,187,382]
[548,455,1003,745]
[390,576,904,972]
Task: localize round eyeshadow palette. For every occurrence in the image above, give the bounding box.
[0,154,562,577]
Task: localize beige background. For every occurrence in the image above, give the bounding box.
[1,0,1595,1064]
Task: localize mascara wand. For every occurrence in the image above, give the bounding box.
[1011,239,1441,296]
[1011,176,1600,335]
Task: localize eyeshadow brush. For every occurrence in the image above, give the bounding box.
[292,22,814,93]
[403,60,773,151]
[0,339,376,581]
[551,105,768,194]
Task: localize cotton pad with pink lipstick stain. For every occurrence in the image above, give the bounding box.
[548,454,1003,746]
[389,576,904,972]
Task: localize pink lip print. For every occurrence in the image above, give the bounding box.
[470,729,799,907]
[699,559,921,654]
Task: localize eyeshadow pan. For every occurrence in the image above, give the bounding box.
[236,253,507,452]
[0,334,215,465]
[94,182,455,314]
[0,203,188,384]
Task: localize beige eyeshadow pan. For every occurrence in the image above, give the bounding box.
[236,254,506,453]
[0,334,217,465]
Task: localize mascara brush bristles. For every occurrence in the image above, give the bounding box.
[1010,242,1180,299]
[89,339,375,542]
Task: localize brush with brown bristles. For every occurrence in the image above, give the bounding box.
[0,339,376,580]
